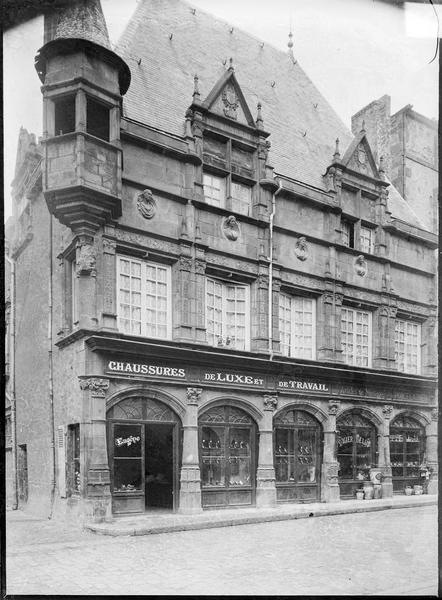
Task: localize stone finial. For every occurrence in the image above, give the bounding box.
[193,74,200,101]
[79,377,109,397]
[263,394,278,411]
[333,138,341,162]
[256,102,263,129]
[288,31,294,50]
[186,387,202,405]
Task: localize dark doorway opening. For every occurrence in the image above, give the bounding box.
[145,424,174,510]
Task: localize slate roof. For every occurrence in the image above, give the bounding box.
[116,0,425,229]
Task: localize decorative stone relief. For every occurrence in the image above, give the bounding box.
[76,237,96,276]
[355,255,367,277]
[186,387,202,405]
[137,189,157,219]
[222,215,240,241]
[326,464,339,483]
[334,293,344,306]
[263,394,278,411]
[431,408,438,421]
[195,259,206,274]
[382,405,394,419]
[294,236,308,261]
[221,84,239,120]
[79,378,109,398]
[102,238,116,254]
[328,400,340,415]
[114,229,177,255]
[179,256,192,271]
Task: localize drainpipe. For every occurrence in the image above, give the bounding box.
[268,175,283,360]
[5,251,18,510]
[48,214,56,518]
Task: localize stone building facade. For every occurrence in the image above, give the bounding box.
[5,0,437,522]
[352,95,438,234]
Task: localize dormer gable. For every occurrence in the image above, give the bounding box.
[198,62,256,129]
[340,129,381,180]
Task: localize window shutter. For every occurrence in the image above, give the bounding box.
[57,425,67,498]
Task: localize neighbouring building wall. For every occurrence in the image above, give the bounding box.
[352,97,438,234]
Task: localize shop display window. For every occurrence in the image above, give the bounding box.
[390,415,424,488]
[199,406,255,495]
[336,412,376,483]
[112,423,143,492]
[274,409,320,485]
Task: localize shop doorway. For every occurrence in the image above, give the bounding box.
[336,412,377,499]
[273,409,322,503]
[390,414,425,494]
[145,424,174,509]
[107,397,182,515]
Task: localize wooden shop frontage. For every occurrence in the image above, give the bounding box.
[80,337,437,517]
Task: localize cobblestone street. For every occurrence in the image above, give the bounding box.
[6,505,438,596]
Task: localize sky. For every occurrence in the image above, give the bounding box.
[3,0,439,220]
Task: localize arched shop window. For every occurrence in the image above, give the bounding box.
[336,412,377,499]
[273,409,322,503]
[199,405,257,509]
[390,414,425,493]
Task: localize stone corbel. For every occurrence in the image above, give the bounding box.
[79,377,110,398]
[263,394,278,411]
[76,235,96,277]
[186,387,203,405]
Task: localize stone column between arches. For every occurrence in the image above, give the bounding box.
[79,377,112,523]
[378,405,393,498]
[426,408,438,495]
[321,400,340,503]
[256,394,277,507]
[178,387,203,514]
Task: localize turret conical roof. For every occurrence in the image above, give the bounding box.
[45,0,111,49]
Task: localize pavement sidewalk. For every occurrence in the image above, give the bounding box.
[85,493,436,537]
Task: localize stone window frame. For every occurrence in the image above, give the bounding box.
[340,215,376,255]
[116,254,173,341]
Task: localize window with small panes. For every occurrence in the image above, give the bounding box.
[206,277,250,351]
[394,319,421,374]
[341,307,372,367]
[279,294,316,359]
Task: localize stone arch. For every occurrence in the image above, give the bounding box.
[106,385,186,419]
[391,410,430,428]
[336,406,383,429]
[198,395,262,424]
[274,401,328,425]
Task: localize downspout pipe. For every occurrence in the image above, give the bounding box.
[5,252,18,510]
[268,175,283,360]
[48,214,56,519]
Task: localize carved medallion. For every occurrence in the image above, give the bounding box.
[137,189,156,219]
[357,144,367,165]
[355,255,367,277]
[222,215,240,241]
[294,236,308,261]
[221,84,239,120]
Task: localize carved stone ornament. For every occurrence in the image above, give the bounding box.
[76,238,96,276]
[222,215,240,241]
[294,237,308,261]
[195,259,206,274]
[137,189,157,220]
[326,464,339,483]
[357,143,367,166]
[382,405,393,420]
[328,400,340,415]
[355,255,367,277]
[79,378,109,397]
[186,387,202,405]
[263,394,278,411]
[431,408,438,421]
[179,256,192,271]
[221,83,239,120]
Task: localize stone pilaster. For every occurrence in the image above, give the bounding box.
[373,305,389,369]
[79,377,111,522]
[101,237,117,331]
[321,400,340,502]
[256,394,277,507]
[252,270,269,352]
[426,409,438,495]
[194,253,207,343]
[378,405,393,498]
[422,312,437,376]
[75,235,98,330]
[174,253,193,342]
[179,387,203,513]
[317,291,334,361]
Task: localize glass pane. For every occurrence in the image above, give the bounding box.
[296,429,317,483]
[275,428,290,482]
[201,426,225,487]
[113,458,142,492]
[229,428,251,487]
[113,424,142,458]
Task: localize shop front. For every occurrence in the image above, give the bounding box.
[336,411,377,499]
[389,414,425,494]
[106,396,182,515]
